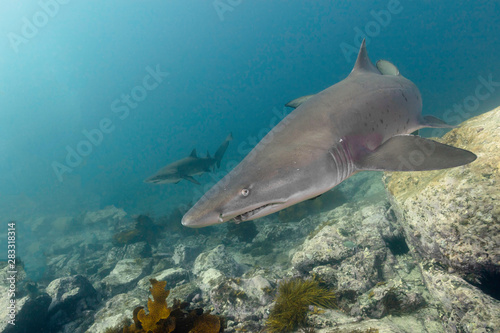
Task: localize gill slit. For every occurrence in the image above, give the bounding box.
[329,140,355,183]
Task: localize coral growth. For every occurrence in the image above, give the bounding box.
[266,278,336,333]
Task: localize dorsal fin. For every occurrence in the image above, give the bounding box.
[351,39,379,74]
[376,60,400,76]
[206,150,211,158]
[190,149,197,157]
[285,94,315,109]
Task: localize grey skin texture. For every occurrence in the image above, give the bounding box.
[181,39,476,228]
[144,133,232,185]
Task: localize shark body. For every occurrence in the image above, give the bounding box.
[145,133,232,185]
[181,40,476,227]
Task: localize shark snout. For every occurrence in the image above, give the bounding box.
[181,209,222,228]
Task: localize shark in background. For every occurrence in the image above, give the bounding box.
[144,133,232,185]
[181,40,477,228]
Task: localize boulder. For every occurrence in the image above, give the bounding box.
[291,225,353,273]
[198,268,226,294]
[420,260,500,332]
[123,241,152,258]
[102,258,152,295]
[137,267,190,292]
[172,243,202,265]
[193,245,244,277]
[385,107,500,290]
[207,274,273,320]
[83,206,127,226]
[168,281,201,304]
[86,293,142,333]
[2,294,52,333]
[291,203,390,279]
[46,275,99,325]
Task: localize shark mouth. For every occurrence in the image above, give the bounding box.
[232,203,282,223]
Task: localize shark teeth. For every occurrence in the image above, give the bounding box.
[233,203,277,223]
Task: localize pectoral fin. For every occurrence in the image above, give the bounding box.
[183,175,201,185]
[285,94,315,108]
[355,135,477,171]
[308,194,322,201]
[422,115,456,128]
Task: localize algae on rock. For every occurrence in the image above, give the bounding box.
[385,107,500,331]
[385,107,499,284]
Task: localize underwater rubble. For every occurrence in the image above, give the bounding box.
[3,107,499,332]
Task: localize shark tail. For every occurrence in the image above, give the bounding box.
[214,133,233,168]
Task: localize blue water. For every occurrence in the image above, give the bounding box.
[0,1,499,270]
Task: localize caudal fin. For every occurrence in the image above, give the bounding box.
[355,135,477,171]
[214,133,233,168]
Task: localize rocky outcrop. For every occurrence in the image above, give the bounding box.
[385,107,500,331]
[136,267,190,292]
[46,275,100,330]
[172,243,202,266]
[291,224,353,273]
[86,293,142,333]
[420,261,500,332]
[287,199,440,332]
[101,258,153,296]
[205,274,273,321]
[385,108,499,281]
[291,203,392,294]
[3,294,52,333]
[82,205,127,226]
[386,110,499,276]
[193,245,244,278]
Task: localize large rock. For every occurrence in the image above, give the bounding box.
[291,203,390,280]
[172,243,202,265]
[385,107,500,287]
[291,224,353,273]
[101,258,153,295]
[198,268,227,294]
[136,267,190,292]
[86,293,142,333]
[193,245,244,277]
[83,206,127,226]
[2,294,52,333]
[420,260,500,331]
[206,274,273,320]
[46,275,100,329]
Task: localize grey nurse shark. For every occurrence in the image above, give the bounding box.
[144,133,232,185]
[181,40,477,228]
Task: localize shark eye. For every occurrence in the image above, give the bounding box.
[241,188,250,197]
